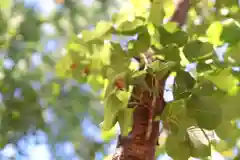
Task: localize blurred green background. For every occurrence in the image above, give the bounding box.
[0,0,125,159]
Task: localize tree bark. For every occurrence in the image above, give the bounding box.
[112,0,190,159]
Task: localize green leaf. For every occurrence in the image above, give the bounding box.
[196,61,212,73]
[232,69,240,81]
[112,11,132,25]
[82,21,113,42]
[52,83,61,96]
[187,127,211,158]
[101,125,118,141]
[165,134,191,160]
[81,30,95,42]
[173,70,195,99]
[204,68,239,95]
[158,23,188,47]
[101,94,124,131]
[97,42,112,66]
[212,140,233,153]
[224,42,240,64]
[87,75,104,91]
[103,72,126,98]
[115,18,145,35]
[19,10,41,42]
[110,42,126,57]
[130,0,150,15]
[149,0,164,26]
[161,99,186,121]
[0,0,11,9]
[215,121,238,140]
[220,19,240,45]
[118,108,134,136]
[0,0,12,17]
[130,0,150,10]
[147,60,175,79]
[170,30,189,47]
[186,94,222,130]
[158,25,172,46]
[157,45,181,63]
[221,93,240,120]
[161,100,195,139]
[183,40,213,62]
[206,21,223,46]
[128,70,151,93]
[129,70,147,85]
[162,22,179,33]
[116,90,131,107]
[0,10,7,35]
[68,39,90,56]
[95,21,113,36]
[128,29,151,56]
[109,43,130,72]
[55,51,89,82]
[216,0,239,7]
[193,80,216,96]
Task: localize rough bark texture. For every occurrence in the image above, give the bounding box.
[112,74,167,160]
[112,0,190,159]
[171,0,190,26]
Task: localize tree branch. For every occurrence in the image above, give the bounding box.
[170,0,190,26]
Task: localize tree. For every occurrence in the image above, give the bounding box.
[1,0,240,159]
[56,0,240,159]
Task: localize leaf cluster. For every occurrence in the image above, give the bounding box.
[54,0,240,159]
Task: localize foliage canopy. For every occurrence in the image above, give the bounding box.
[1,0,240,159]
[57,0,240,159]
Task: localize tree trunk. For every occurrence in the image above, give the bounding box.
[112,74,167,160]
[112,0,190,159]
